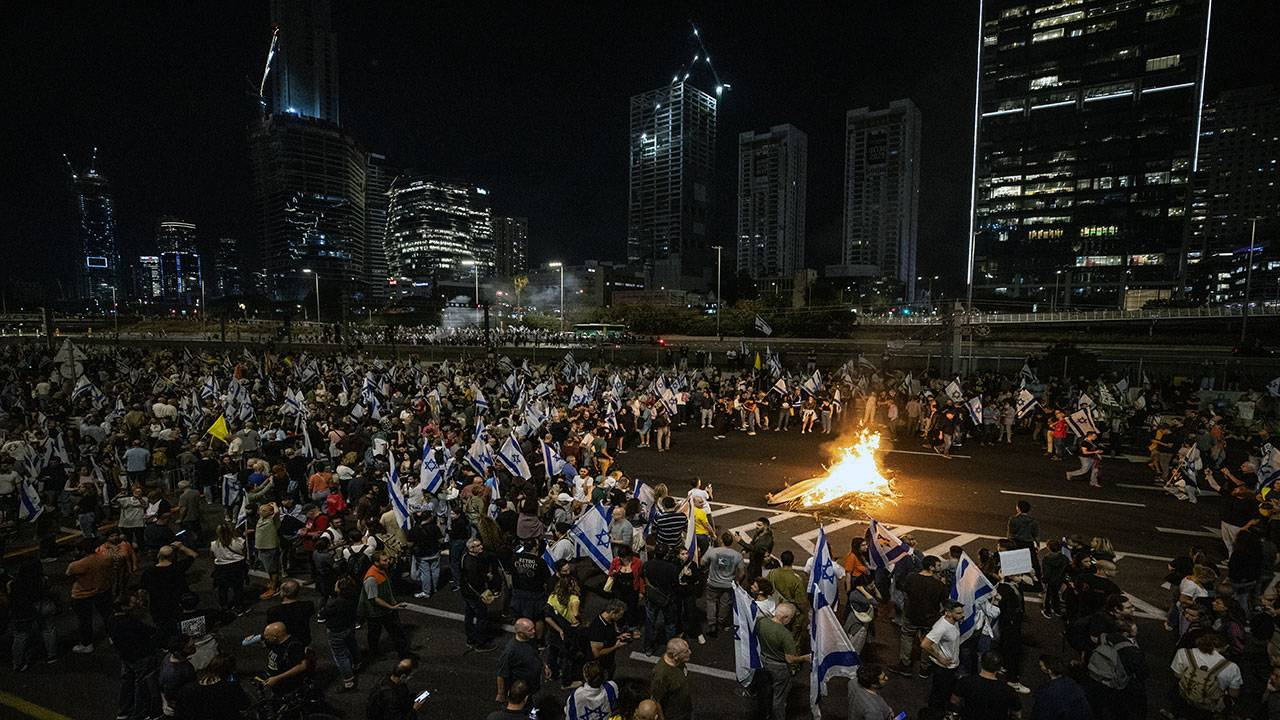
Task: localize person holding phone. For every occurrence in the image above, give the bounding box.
[587,600,631,680]
[366,657,426,720]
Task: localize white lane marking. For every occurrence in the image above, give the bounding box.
[400,602,517,634]
[1115,483,1219,498]
[1155,526,1219,538]
[794,519,858,552]
[628,651,737,681]
[1123,594,1168,621]
[922,533,983,558]
[1114,551,1174,563]
[885,449,972,459]
[998,490,1145,507]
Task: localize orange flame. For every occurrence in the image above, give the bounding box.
[769,432,894,508]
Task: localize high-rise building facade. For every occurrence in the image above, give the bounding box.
[834,101,921,300]
[269,0,340,124]
[736,125,808,282]
[364,153,398,302]
[212,237,244,299]
[67,155,119,305]
[627,81,718,288]
[1186,86,1279,305]
[385,174,493,287]
[250,115,368,302]
[972,0,1210,309]
[133,256,162,300]
[155,217,202,304]
[492,216,529,278]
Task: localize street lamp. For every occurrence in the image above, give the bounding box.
[711,245,723,339]
[461,260,481,324]
[302,269,320,323]
[548,262,564,334]
[1241,217,1261,342]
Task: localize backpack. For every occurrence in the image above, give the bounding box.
[1086,634,1133,689]
[340,545,374,581]
[1176,648,1230,712]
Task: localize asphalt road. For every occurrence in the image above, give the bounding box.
[2,421,1221,719]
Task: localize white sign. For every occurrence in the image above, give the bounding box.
[998,548,1034,577]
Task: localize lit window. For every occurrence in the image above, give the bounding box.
[1077,255,1123,267]
[1030,74,1061,90]
[1032,28,1064,43]
[984,34,998,46]
[1129,254,1164,266]
[1146,5,1179,21]
[1145,54,1181,71]
[1032,10,1084,29]
[1144,171,1171,185]
[1001,6,1026,18]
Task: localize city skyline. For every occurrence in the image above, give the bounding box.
[3,3,1276,301]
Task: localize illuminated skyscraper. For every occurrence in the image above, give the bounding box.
[269,0,340,124]
[971,0,1211,309]
[491,216,529,278]
[736,125,808,282]
[834,101,920,300]
[66,152,119,305]
[212,237,244,298]
[156,217,202,304]
[627,81,717,289]
[385,174,493,287]
[250,115,367,302]
[364,153,398,302]
[133,256,162,300]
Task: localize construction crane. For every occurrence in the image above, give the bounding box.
[669,23,731,97]
[257,27,280,108]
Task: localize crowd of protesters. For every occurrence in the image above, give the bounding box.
[0,338,1277,719]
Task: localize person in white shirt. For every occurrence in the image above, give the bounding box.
[921,600,965,710]
[1170,633,1242,712]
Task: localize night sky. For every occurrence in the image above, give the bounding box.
[3,2,1274,295]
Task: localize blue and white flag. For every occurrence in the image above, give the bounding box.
[732,583,762,687]
[485,476,502,518]
[466,438,495,476]
[901,372,913,396]
[71,375,96,402]
[867,519,911,572]
[569,385,590,408]
[964,396,982,426]
[569,504,613,573]
[1015,388,1037,419]
[950,551,995,642]
[1020,362,1039,385]
[808,527,839,612]
[1076,392,1096,410]
[523,404,547,434]
[221,474,242,508]
[18,479,43,522]
[658,386,679,415]
[1065,407,1099,437]
[810,605,860,719]
[201,375,219,400]
[944,380,964,403]
[1268,377,1280,399]
[420,441,445,495]
[473,386,489,413]
[801,370,822,397]
[45,433,71,466]
[540,440,575,479]
[385,448,412,531]
[361,373,379,404]
[767,352,784,378]
[497,436,532,480]
[683,500,700,562]
[754,314,773,336]
[769,378,787,396]
[1257,443,1280,485]
[604,405,619,431]
[632,481,656,515]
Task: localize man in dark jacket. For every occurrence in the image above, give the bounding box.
[109,590,161,720]
[366,658,425,720]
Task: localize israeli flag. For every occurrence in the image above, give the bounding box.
[201,375,219,400]
[801,370,822,397]
[769,378,788,396]
[1015,388,1038,419]
[523,404,547,434]
[502,372,521,398]
[370,394,383,421]
[45,433,71,466]
[1257,443,1280,485]
[950,551,995,642]
[282,390,301,416]
[1077,392,1096,410]
[473,386,489,413]
[1066,408,1099,437]
[683,500,700,562]
[497,436,532,480]
[964,396,983,426]
[541,440,575,479]
[857,354,877,372]
[808,527,839,612]
[221,474,242,508]
[632,481,656,515]
[385,448,412,531]
[945,380,964,403]
[570,385,590,408]
[767,352,784,378]
[604,405,619,431]
[1020,362,1038,385]
[475,415,487,442]
[867,519,911,571]
[754,314,773,336]
[810,605,860,719]
[466,438,495,476]
[569,504,614,573]
[1099,385,1119,408]
[420,441,445,495]
[361,373,379,403]
[18,478,43,522]
[901,372,913,396]
[732,584,762,687]
[1268,377,1280,399]
[610,373,625,399]
[485,476,502,519]
[71,375,95,401]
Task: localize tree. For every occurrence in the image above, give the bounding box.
[512,275,528,310]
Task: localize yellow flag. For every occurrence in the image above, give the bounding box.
[754,352,762,370]
[206,414,230,443]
